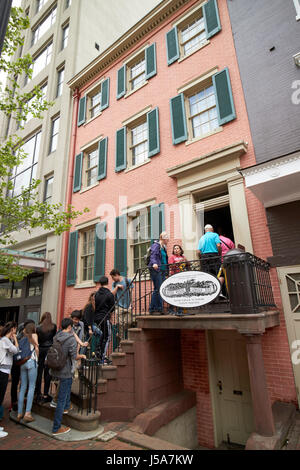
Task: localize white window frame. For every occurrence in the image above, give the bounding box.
[31,5,57,46]
[80,226,95,283]
[44,174,54,203]
[49,114,60,154]
[173,1,210,62]
[293,0,300,20]
[61,22,69,50]
[56,65,65,97]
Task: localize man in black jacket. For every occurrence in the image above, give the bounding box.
[94,276,115,363]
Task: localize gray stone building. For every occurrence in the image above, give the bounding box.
[227,0,300,404]
[0,0,161,325]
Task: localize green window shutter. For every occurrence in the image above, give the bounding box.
[114,215,127,276]
[115,127,126,172]
[116,65,126,100]
[66,231,78,286]
[203,0,221,39]
[97,137,107,181]
[166,26,179,65]
[150,203,165,242]
[147,107,160,157]
[145,43,157,79]
[94,222,106,282]
[77,96,86,126]
[212,68,236,126]
[170,93,187,145]
[100,77,110,111]
[73,152,83,192]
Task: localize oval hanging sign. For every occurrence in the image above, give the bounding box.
[160,271,221,308]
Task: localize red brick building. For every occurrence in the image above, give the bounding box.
[58,0,297,449]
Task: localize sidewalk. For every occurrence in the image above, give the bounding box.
[0,390,143,451]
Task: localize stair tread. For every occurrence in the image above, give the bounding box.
[111,352,126,357]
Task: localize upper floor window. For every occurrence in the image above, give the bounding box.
[166,0,221,65]
[61,23,69,50]
[32,5,56,46]
[44,175,53,203]
[180,16,206,57]
[26,41,52,84]
[130,120,148,167]
[115,107,160,172]
[19,82,47,127]
[188,84,218,139]
[65,0,72,8]
[56,66,65,97]
[170,68,236,145]
[49,115,60,153]
[85,148,98,188]
[116,43,156,100]
[36,0,46,14]
[9,131,41,197]
[129,56,146,91]
[88,87,101,119]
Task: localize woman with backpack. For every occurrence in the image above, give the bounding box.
[36,312,57,403]
[17,323,39,423]
[0,322,19,438]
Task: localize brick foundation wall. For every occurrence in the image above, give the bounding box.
[180,330,215,449]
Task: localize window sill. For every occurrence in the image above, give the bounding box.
[124,158,151,173]
[185,127,223,146]
[74,282,96,289]
[124,80,149,99]
[84,112,102,126]
[178,40,210,64]
[80,182,99,194]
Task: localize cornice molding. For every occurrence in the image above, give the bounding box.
[241,153,300,177]
[68,0,190,91]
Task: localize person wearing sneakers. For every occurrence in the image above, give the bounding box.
[17,323,39,424]
[0,322,19,438]
[50,317,86,436]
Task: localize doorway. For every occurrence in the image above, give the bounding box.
[210,330,254,446]
[204,206,234,242]
[278,266,300,407]
[0,307,19,326]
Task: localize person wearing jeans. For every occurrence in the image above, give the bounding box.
[17,323,39,423]
[50,317,85,436]
[148,232,169,315]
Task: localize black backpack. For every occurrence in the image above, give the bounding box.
[45,337,67,371]
[144,246,152,266]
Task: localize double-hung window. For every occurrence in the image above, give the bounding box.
[61,23,69,50]
[166,0,221,65]
[36,0,45,14]
[130,121,148,167]
[130,209,151,272]
[49,115,60,153]
[129,57,146,91]
[89,88,101,119]
[81,228,95,282]
[32,5,56,46]
[188,84,218,139]
[56,66,64,97]
[85,148,98,187]
[26,42,52,84]
[44,175,53,203]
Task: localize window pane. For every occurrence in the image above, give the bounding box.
[130,58,146,90]
[56,68,64,97]
[189,85,219,138]
[28,275,43,297]
[12,281,23,298]
[32,6,57,46]
[44,176,54,202]
[0,282,12,299]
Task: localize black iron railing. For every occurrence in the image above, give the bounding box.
[77,357,101,414]
[88,252,276,358]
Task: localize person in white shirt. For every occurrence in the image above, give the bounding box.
[0,322,19,439]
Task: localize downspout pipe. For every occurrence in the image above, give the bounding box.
[57,88,80,325]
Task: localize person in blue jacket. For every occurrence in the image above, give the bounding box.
[148,232,169,315]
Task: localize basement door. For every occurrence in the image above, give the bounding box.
[278,266,300,406]
[212,330,254,445]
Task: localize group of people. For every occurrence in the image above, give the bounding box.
[0,224,233,439]
[0,269,133,438]
[147,226,235,314]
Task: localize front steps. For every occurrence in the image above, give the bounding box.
[69,328,184,426]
